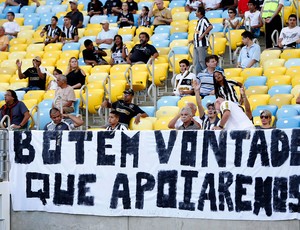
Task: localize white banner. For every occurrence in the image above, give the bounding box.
[9,129,300,220]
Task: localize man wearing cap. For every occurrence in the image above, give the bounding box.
[127,32,158,64]
[96,20,117,50]
[61,15,79,44]
[101,89,148,127]
[66,0,84,28]
[16,56,47,92]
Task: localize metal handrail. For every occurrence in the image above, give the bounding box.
[146,58,157,111]
[100,75,111,122]
[53,95,63,113]
[271,30,279,47]
[124,65,133,89]
[29,105,38,130]
[168,49,176,88]
[0,115,10,130]
[79,85,88,129]
[244,17,251,32]
[224,24,234,64]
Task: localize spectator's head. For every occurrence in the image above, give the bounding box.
[206,102,217,118]
[213,70,225,84]
[68,57,79,71]
[142,6,149,15]
[6,12,15,21]
[179,59,190,73]
[186,102,197,116]
[247,0,258,11]
[32,56,42,67]
[64,15,72,26]
[227,7,237,17]
[122,2,129,11]
[155,0,164,10]
[214,97,225,112]
[69,0,78,10]
[57,74,68,88]
[139,32,150,45]
[49,108,63,125]
[108,111,120,127]
[51,16,58,26]
[53,68,62,76]
[84,39,94,50]
[5,89,18,105]
[288,14,297,28]
[0,26,5,36]
[180,107,193,124]
[196,6,205,17]
[114,34,123,46]
[260,110,272,126]
[100,20,109,31]
[241,30,253,45]
[205,55,218,69]
[123,89,134,103]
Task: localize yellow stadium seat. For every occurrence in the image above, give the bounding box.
[260,50,281,66]
[17,30,34,40]
[283,6,293,26]
[172,12,189,21]
[171,20,188,27]
[83,29,99,36]
[9,44,27,52]
[286,66,300,78]
[169,39,189,48]
[80,65,92,75]
[86,24,102,29]
[207,37,227,56]
[24,90,45,103]
[248,94,271,110]
[188,19,198,31]
[171,7,185,15]
[267,75,291,87]
[0,74,11,83]
[129,118,153,130]
[77,28,85,38]
[263,59,285,70]
[118,26,136,36]
[291,85,300,97]
[9,82,28,90]
[10,75,28,84]
[208,18,223,24]
[91,65,111,74]
[292,76,300,87]
[60,50,80,59]
[245,86,269,96]
[224,68,242,78]
[156,47,170,57]
[44,43,63,52]
[19,59,34,70]
[170,25,188,34]
[228,76,244,83]
[8,51,26,60]
[240,67,263,80]
[268,94,293,108]
[25,51,44,59]
[131,71,148,92]
[23,99,38,111]
[9,38,27,46]
[263,66,287,78]
[280,49,300,60]
[56,12,66,18]
[156,106,180,118]
[82,89,104,114]
[20,25,33,31]
[177,96,197,109]
[41,58,56,67]
[149,63,169,86]
[154,117,173,130]
[0,52,9,61]
[87,82,104,91]
[136,26,153,36]
[0,83,9,91]
[43,50,62,60]
[0,66,17,75]
[110,64,131,75]
[106,80,127,103]
[43,90,55,99]
[88,73,108,84]
[14,17,24,26]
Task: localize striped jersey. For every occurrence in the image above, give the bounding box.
[194,16,211,47]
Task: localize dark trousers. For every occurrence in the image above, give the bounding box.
[265,15,282,49]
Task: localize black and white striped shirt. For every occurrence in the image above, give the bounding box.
[217,80,239,103]
[61,25,78,40]
[194,16,211,47]
[43,24,61,42]
[201,115,220,130]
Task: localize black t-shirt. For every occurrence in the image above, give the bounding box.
[104,0,122,14]
[15,0,28,7]
[66,70,86,88]
[87,1,103,14]
[66,10,84,27]
[127,1,138,13]
[129,43,158,63]
[117,12,134,28]
[112,100,145,125]
[23,67,46,90]
[82,47,107,64]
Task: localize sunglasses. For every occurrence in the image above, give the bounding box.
[228,11,234,14]
[246,52,249,58]
[33,59,41,62]
[260,115,270,119]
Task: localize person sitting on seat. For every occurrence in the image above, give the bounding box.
[87,0,104,17]
[256,110,274,129]
[138,6,150,27]
[45,108,83,131]
[3,12,20,39]
[40,16,62,45]
[65,57,86,89]
[242,0,263,38]
[83,39,108,66]
[106,111,128,130]
[0,89,30,130]
[148,0,172,27]
[278,14,300,49]
[110,35,128,65]
[223,7,240,29]
[117,2,134,28]
[176,107,201,130]
[66,0,84,28]
[96,20,117,50]
[61,15,79,44]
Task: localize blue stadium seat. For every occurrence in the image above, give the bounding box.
[252,105,278,116]
[62,42,81,51]
[222,10,229,18]
[170,32,188,42]
[90,15,107,24]
[133,13,139,27]
[82,15,90,27]
[16,91,26,100]
[51,4,68,13]
[122,34,133,42]
[79,0,90,10]
[25,13,40,19]
[189,12,197,20]
[38,99,53,109]
[0,14,6,19]
[20,5,36,14]
[3,5,20,14]
[205,10,223,19]
[34,107,52,130]
[284,58,300,68]
[154,25,171,35]
[138,1,153,10]
[169,1,185,8]
[14,13,24,18]
[140,106,156,117]
[152,40,170,48]
[276,117,300,128]
[202,95,216,109]
[36,5,53,14]
[107,15,118,23]
[277,107,299,119]
[58,16,64,25]
[268,85,292,96]
[39,15,53,26]
[78,58,86,66]
[0,92,5,101]
[24,17,40,30]
[151,33,169,42]
[46,0,62,5]
[79,36,96,45]
[169,46,189,55]
[244,76,267,89]
[281,104,300,114]
[157,96,180,109]
[211,23,224,33]
[71,98,80,116]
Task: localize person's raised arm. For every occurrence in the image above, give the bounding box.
[193,80,205,118]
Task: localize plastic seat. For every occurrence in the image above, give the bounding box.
[291,85,300,97]
[260,50,281,67]
[240,67,263,80]
[280,49,300,60]
[177,96,197,109]
[91,65,111,74]
[3,6,20,14]
[0,74,11,83]
[60,50,80,59]
[169,39,189,49]
[140,106,156,117]
[211,23,224,33]
[248,94,271,110]
[138,1,153,10]
[268,94,293,108]
[17,30,34,40]
[9,44,27,52]
[156,106,180,118]
[169,32,188,42]
[286,66,300,78]
[277,107,299,118]
[34,107,52,130]
[24,90,45,103]
[24,17,40,30]
[263,58,285,70]
[26,43,45,52]
[153,40,170,48]
[263,66,287,78]
[129,118,153,130]
[89,15,108,24]
[43,90,55,100]
[169,1,186,8]
[157,96,180,109]
[44,43,63,51]
[117,27,136,36]
[244,76,267,89]
[106,80,127,103]
[9,38,27,47]
[36,5,53,14]
[43,51,62,60]
[206,10,223,19]
[284,58,300,68]
[268,85,292,96]
[153,117,173,130]
[246,85,269,96]
[136,26,153,37]
[225,29,244,51]
[188,12,197,20]
[62,42,81,51]
[201,95,216,109]
[267,75,291,88]
[170,25,188,35]
[107,15,118,23]
[172,12,189,21]
[276,117,300,128]
[20,5,36,14]
[154,25,171,35]
[51,4,68,13]
[78,36,96,45]
[224,68,242,78]
[38,99,53,109]
[0,67,17,75]
[252,105,278,116]
[8,51,26,60]
[82,89,104,114]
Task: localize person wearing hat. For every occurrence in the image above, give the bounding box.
[61,15,79,44]
[101,89,148,127]
[66,0,84,28]
[213,69,242,103]
[96,20,117,50]
[16,56,47,92]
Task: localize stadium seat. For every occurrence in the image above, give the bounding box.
[277,107,299,118]
[136,26,153,36]
[8,51,26,60]
[24,17,40,30]
[248,94,271,110]
[129,117,153,130]
[0,74,11,83]
[153,117,173,130]
[263,66,287,78]
[284,58,300,68]
[252,105,278,116]
[24,90,45,103]
[60,50,80,59]
[9,44,27,52]
[244,76,267,89]
[154,25,171,35]
[280,49,300,60]
[240,67,263,80]
[201,95,216,109]
[267,75,291,88]
[44,43,63,51]
[169,1,185,8]
[263,58,285,70]
[34,107,52,130]
[3,6,20,14]
[51,4,68,13]
[268,85,292,96]
[169,39,189,49]
[20,5,36,14]
[152,40,170,48]
[177,96,197,109]
[286,66,300,78]
[26,43,45,52]
[78,36,96,45]
[169,32,188,42]
[268,94,293,108]
[206,10,223,19]
[90,15,108,24]
[246,85,269,96]
[172,12,189,21]
[291,85,300,97]
[62,42,81,51]
[224,68,242,78]
[140,106,156,117]
[36,5,53,13]
[276,117,300,128]
[157,96,180,109]
[106,80,127,103]
[260,49,281,67]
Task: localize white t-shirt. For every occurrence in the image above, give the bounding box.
[3,21,20,35]
[97,29,117,49]
[174,71,197,96]
[202,0,221,9]
[279,26,300,46]
[186,0,201,10]
[224,18,240,29]
[175,116,202,129]
[220,100,255,130]
[244,10,260,27]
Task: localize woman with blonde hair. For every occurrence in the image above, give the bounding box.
[256,110,274,129]
[65,57,86,89]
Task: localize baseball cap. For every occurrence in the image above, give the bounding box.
[123,89,134,95]
[69,0,78,5]
[206,102,215,108]
[100,20,109,24]
[33,56,41,62]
